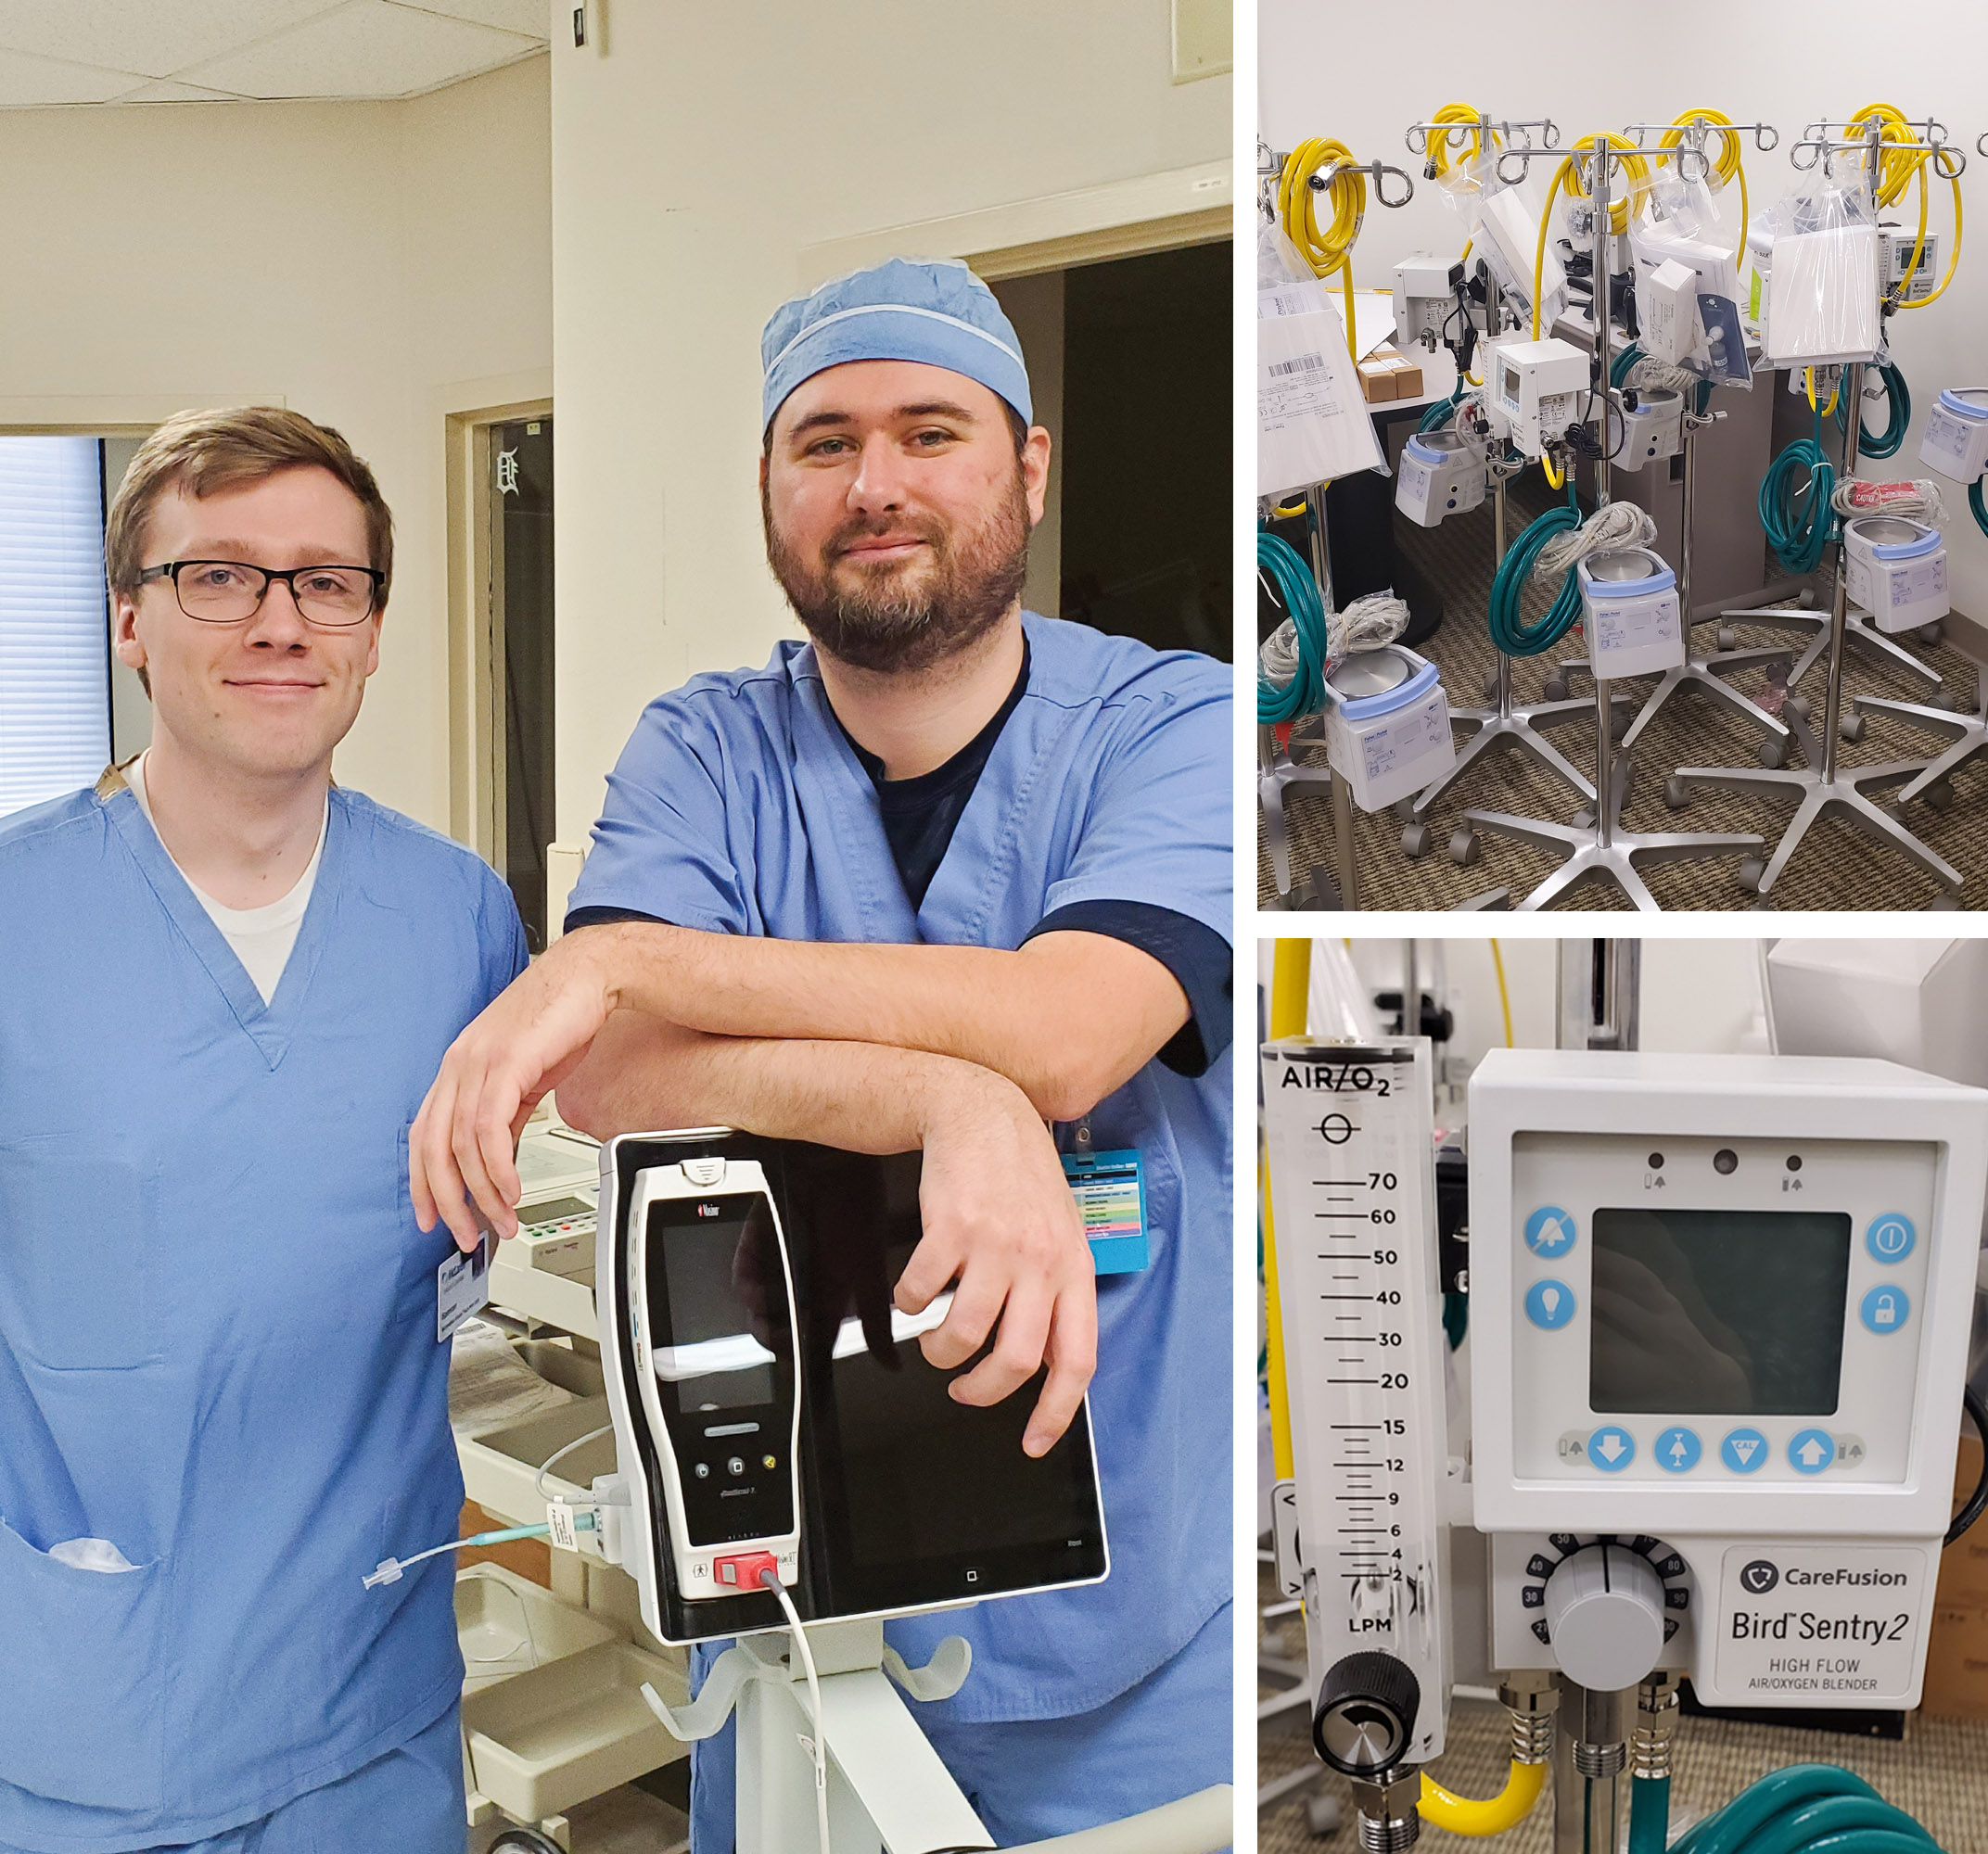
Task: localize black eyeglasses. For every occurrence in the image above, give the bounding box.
[137,560,384,628]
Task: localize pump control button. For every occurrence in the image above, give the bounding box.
[1526,1279,1576,1329]
[713,1549,779,1591]
[1720,1429,1768,1474]
[1789,1429,1836,1475]
[1860,1286,1909,1333]
[1588,1427,1636,1472]
[1654,1428,1701,1473]
[727,1455,746,1477]
[1866,1213,1916,1263]
[1524,1206,1577,1256]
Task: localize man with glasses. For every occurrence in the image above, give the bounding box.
[0,407,524,1852]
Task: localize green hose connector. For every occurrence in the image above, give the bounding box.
[1485,481,1585,657]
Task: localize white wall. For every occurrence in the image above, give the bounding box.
[0,56,552,828]
[548,3,1230,843]
[1260,0,1988,618]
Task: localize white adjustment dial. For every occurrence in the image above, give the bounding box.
[1543,1543,1667,1693]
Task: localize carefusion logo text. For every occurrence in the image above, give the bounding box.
[1786,1566,1908,1588]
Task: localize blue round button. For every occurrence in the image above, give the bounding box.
[1860,1285,1910,1334]
[1525,1278,1577,1329]
[1524,1206,1577,1257]
[1588,1427,1636,1472]
[1720,1428,1768,1474]
[1655,1427,1702,1473]
[1866,1214,1916,1264]
[1789,1429,1836,1474]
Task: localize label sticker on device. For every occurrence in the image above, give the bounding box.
[1713,1544,1929,1703]
[437,1236,491,1344]
[1063,1149,1148,1275]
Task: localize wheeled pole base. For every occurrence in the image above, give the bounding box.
[1855,692,1988,809]
[1408,692,1625,821]
[1619,637,1794,750]
[1462,760,1763,911]
[1260,720,1344,908]
[1715,602,1942,692]
[1674,705,1959,899]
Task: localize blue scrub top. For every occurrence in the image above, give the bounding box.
[567,612,1233,1722]
[0,776,526,1851]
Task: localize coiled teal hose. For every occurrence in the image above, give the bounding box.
[1257,529,1332,723]
[1760,402,1837,574]
[1629,1776,1671,1854]
[1970,476,1988,540]
[1837,361,1911,458]
[1662,1763,1943,1854]
[1419,385,1465,433]
[1485,479,1585,656]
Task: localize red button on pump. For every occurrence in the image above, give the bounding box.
[714,1550,780,1591]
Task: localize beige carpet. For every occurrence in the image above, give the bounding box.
[1258,479,1988,911]
[1258,1568,1988,1853]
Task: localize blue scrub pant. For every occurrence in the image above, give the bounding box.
[0,1706,466,1854]
[691,1601,1232,1850]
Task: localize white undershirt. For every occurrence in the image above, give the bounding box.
[124,752,326,1006]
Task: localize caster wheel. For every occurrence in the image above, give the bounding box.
[1923,780,1956,812]
[1757,736,1787,769]
[1788,695,1811,721]
[1920,621,1944,646]
[1448,828,1483,867]
[1572,803,1597,830]
[1394,796,1419,822]
[490,1835,566,1854]
[1932,689,1964,712]
[1841,714,1866,744]
[1543,676,1570,703]
[1482,668,1503,702]
[1748,894,1778,912]
[1401,821,1434,857]
[1797,588,1816,608]
[1930,891,1964,910]
[1717,625,1738,652]
[1306,1793,1344,1836]
[1737,857,1765,894]
[1611,708,1631,742]
[1664,774,1690,810]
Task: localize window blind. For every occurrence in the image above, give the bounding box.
[0,437,108,819]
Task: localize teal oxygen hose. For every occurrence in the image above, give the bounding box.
[1837,361,1911,459]
[1970,476,1988,540]
[1760,400,1837,574]
[1486,477,1586,655]
[1257,529,1332,723]
[1419,385,1466,433]
[1652,1763,1943,1854]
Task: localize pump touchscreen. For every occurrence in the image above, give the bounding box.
[1589,1207,1853,1416]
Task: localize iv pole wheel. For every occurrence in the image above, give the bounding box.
[1401,820,1434,858]
[1840,713,1867,744]
[1736,857,1765,894]
[1448,827,1483,866]
[1757,736,1787,769]
[1394,796,1420,822]
[1919,620,1944,645]
[1611,705,1631,742]
[1482,667,1503,701]
[1542,674,1570,702]
[1787,694,1811,721]
[1663,774,1690,810]
[1717,624,1737,651]
[488,1833,567,1854]
[1922,779,1956,812]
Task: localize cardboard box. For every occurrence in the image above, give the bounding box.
[1356,346,1425,404]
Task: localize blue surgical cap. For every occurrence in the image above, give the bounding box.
[760,256,1033,432]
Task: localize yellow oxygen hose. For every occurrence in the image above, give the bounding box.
[1279,138,1365,355]
[1421,1760,1548,1835]
[1658,107,1750,252]
[1262,938,1311,1481]
[1425,101,1498,180]
[1847,101,1964,308]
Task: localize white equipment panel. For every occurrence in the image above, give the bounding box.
[1263,1037,1451,1763]
[1469,1050,1988,1709]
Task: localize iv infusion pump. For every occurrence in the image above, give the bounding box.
[1471,1049,1988,1709]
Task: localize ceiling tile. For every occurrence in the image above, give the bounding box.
[392,0,549,41]
[0,3,347,83]
[109,79,248,103]
[0,46,147,106]
[175,0,541,99]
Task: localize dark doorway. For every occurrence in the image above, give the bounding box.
[493,417,554,950]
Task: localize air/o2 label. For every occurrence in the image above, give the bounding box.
[1714,1544,1929,1702]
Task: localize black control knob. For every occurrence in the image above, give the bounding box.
[1313,1651,1421,1775]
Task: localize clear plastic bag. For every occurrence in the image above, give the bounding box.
[1257,223,1385,497]
[1631,168,1752,387]
[1749,168,1881,368]
[1463,152,1568,332]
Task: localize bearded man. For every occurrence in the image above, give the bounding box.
[409,257,1233,1848]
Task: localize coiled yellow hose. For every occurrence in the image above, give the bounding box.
[1657,107,1750,252]
[1421,1760,1548,1835]
[1279,138,1364,354]
[1846,101,1964,309]
[1425,101,1497,179]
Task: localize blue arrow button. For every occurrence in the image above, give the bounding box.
[1588,1427,1636,1472]
[1721,1428,1768,1474]
[1789,1429,1836,1474]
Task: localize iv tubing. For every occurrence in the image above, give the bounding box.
[1262,939,1311,1482]
[1420,1760,1547,1836]
[760,1567,832,1854]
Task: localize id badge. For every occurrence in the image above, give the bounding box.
[1063,1149,1149,1276]
[438,1236,492,1342]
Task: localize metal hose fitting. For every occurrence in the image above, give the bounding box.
[1498,1672,1561,1765]
[1633,1673,1681,1780]
[1351,1770,1422,1852]
[1573,1737,1626,1778]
